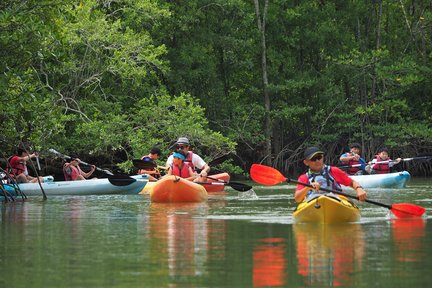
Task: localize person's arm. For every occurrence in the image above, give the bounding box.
[332,167,367,201]
[294,174,316,203]
[339,153,354,162]
[79,163,96,179]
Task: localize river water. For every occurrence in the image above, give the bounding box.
[1,177,432,287]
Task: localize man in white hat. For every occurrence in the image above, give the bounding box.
[165,137,210,179]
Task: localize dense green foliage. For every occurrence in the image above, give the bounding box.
[1,0,431,175]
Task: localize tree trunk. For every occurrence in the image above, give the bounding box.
[254,0,272,165]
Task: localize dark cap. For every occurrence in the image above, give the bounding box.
[349,142,361,149]
[304,147,324,160]
[176,137,189,145]
[150,146,162,156]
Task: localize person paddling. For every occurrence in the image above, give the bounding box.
[339,142,368,175]
[63,154,96,181]
[368,148,401,174]
[166,151,207,182]
[295,147,367,203]
[138,146,162,180]
[165,137,210,178]
[8,146,45,183]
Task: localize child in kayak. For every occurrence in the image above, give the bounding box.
[368,148,401,174]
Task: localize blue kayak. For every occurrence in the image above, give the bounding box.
[349,171,410,189]
[1,176,146,197]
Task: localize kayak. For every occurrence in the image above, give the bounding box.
[2,177,146,197]
[150,175,208,203]
[135,172,230,194]
[202,173,230,192]
[349,171,410,189]
[293,193,360,224]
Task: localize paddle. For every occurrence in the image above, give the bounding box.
[108,174,252,192]
[49,149,113,176]
[250,164,425,218]
[339,156,432,168]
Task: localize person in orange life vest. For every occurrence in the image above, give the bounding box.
[369,148,401,174]
[138,146,162,180]
[295,147,367,203]
[339,142,368,175]
[166,151,207,182]
[165,137,210,178]
[8,147,44,183]
[63,154,96,181]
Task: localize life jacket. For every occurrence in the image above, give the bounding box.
[63,163,81,181]
[8,155,28,177]
[170,163,191,178]
[341,152,361,175]
[306,165,342,196]
[371,156,390,174]
[184,151,195,170]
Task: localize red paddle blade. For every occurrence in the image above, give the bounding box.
[250,164,287,185]
[391,203,426,218]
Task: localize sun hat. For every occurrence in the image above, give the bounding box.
[176,137,190,145]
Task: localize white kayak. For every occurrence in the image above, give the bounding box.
[2,176,146,197]
[348,171,410,189]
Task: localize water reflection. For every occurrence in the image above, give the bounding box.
[253,238,287,287]
[293,223,365,286]
[391,218,426,262]
[148,202,226,283]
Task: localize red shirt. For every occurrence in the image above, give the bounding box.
[295,166,353,191]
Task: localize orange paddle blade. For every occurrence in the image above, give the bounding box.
[250,164,287,185]
[391,203,426,218]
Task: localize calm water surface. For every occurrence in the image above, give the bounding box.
[1,177,432,287]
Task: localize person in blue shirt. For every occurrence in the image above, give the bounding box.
[339,143,368,175]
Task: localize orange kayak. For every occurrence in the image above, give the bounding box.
[150,175,208,203]
[202,173,230,192]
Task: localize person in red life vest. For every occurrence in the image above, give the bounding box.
[63,154,96,181]
[8,147,44,183]
[339,142,368,175]
[138,146,162,180]
[166,151,207,182]
[295,147,367,203]
[369,148,401,174]
[165,137,210,179]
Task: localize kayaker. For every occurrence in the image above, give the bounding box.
[295,147,367,203]
[8,146,45,183]
[165,137,210,179]
[63,154,96,181]
[166,150,207,182]
[368,148,401,174]
[138,145,162,180]
[339,142,368,175]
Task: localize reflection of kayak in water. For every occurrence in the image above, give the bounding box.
[293,193,360,224]
[149,175,208,203]
[293,223,365,286]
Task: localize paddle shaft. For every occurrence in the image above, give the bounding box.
[49,149,113,175]
[287,178,391,209]
[341,156,431,168]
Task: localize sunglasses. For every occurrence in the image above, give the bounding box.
[177,145,188,149]
[310,155,323,161]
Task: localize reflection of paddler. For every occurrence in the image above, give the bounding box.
[253,238,287,287]
[391,218,426,262]
[293,223,365,286]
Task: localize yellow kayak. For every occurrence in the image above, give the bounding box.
[293,194,360,224]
